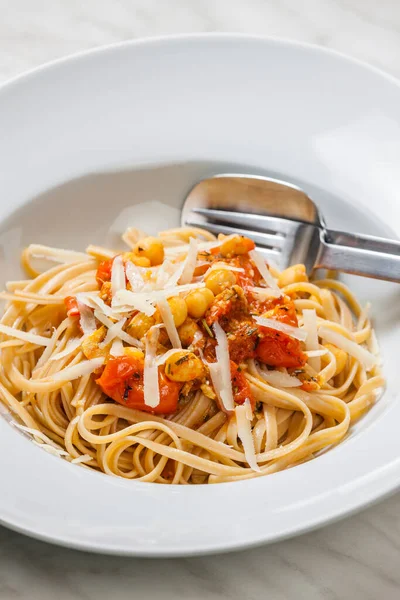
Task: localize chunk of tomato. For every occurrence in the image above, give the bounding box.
[64,296,79,317]
[96,355,182,414]
[256,329,306,369]
[255,298,306,369]
[230,361,254,409]
[96,258,114,286]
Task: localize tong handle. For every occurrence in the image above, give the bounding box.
[316,229,400,282]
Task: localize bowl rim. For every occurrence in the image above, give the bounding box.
[0,32,399,556]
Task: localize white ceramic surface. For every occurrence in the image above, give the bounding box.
[0,34,399,559]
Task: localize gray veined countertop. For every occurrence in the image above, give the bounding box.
[1,1,400,598]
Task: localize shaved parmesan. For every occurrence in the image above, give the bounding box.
[100,318,127,347]
[111,255,126,297]
[302,309,320,371]
[50,338,82,362]
[249,249,280,291]
[208,262,245,274]
[244,398,253,420]
[164,261,185,288]
[94,311,142,349]
[179,237,198,284]
[258,367,302,388]
[50,357,104,382]
[318,327,377,371]
[112,282,205,315]
[0,323,51,346]
[155,348,181,366]
[157,297,181,349]
[76,295,96,335]
[165,240,219,257]
[235,404,260,472]
[212,322,234,412]
[78,293,119,319]
[248,286,282,300]
[110,338,124,357]
[125,260,145,292]
[144,327,160,408]
[255,316,308,341]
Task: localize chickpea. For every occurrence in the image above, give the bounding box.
[124,347,145,362]
[81,326,108,359]
[133,237,164,266]
[165,350,205,382]
[122,252,151,268]
[178,318,201,347]
[166,296,187,327]
[185,288,214,318]
[278,264,308,288]
[322,343,348,376]
[205,269,236,295]
[126,313,155,340]
[218,234,255,257]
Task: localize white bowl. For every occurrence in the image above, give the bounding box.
[0,34,399,556]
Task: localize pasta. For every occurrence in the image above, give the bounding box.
[0,226,384,484]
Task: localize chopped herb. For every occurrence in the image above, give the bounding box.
[175,354,190,365]
[202,319,214,338]
[246,327,258,336]
[123,385,132,401]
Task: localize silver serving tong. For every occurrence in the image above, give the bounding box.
[181,174,400,282]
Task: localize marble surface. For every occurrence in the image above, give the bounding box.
[1,1,400,598]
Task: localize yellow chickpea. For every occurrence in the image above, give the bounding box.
[126,313,155,340]
[122,252,151,268]
[322,343,348,376]
[205,269,236,295]
[278,264,308,288]
[167,296,188,327]
[185,288,214,319]
[133,237,164,266]
[218,235,255,257]
[178,318,202,347]
[81,326,108,359]
[123,347,145,362]
[165,350,205,382]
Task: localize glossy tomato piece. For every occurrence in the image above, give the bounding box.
[256,328,306,369]
[96,355,181,414]
[64,296,79,317]
[96,258,114,286]
[230,361,254,409]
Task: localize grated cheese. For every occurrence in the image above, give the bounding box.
[94,310,142,349]
[179,237,198,284]
[235,404,260,472]
[76,294,97,335]
[110,338,124,357]
[248,286,282,300]
[143,327,160,408]
[111,255,126,298]
[249,249,280,291]
[49,337,82,362]
[211,322,234,412]
[255,316,308,342]
[157,298,181,349]
[50,357,104,382]
[318,327,377,371]
[125,260,146,292]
